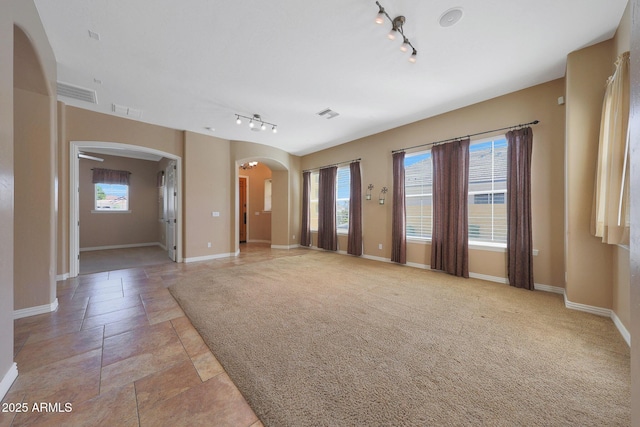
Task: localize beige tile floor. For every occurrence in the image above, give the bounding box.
[2,243,307,427]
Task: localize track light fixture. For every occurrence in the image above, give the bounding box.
[374,1,417,63]
[235,114,278,133]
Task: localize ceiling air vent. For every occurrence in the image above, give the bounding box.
[317,108,340,119]
[57,82,98,104]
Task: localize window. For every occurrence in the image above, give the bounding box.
[309,167,351,233]
[336,166,350,234]
[95,183,129,211]
[468,137,507,243]
[405,151,432,239]
[310,172,319,231]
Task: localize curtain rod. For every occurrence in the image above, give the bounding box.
[303,158,361,173]
[391,120,540,154]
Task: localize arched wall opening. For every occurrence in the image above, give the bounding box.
[69,141,183,278]
[233,156,291,255]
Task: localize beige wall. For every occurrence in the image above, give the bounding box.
[611,2,632,334]
[240,163,272,242]
[12,19,57,312]
[302,78,566,287]
[2,0,57,390]
[0,0,15,386]
[183,131,232,259]
[565,40,617,308]
[629,0,639,419]
[79,154,160,249]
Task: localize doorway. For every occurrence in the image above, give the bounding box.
[69,141,183,278]
[239,176,248,243]
[165,160,178,261]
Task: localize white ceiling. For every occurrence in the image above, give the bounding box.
[34,0,627,156]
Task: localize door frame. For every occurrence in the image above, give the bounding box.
[69,141,183,278]
[239,175,249,242]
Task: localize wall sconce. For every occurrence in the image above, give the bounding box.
[379,187,388,205]
[366,184,374,200]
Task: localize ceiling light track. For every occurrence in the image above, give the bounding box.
[235,113,278,133]
[375,1,417,63]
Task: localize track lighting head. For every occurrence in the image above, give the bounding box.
[409,48,417,63]
[400,37,410,52]
[272,126,277,134]
[249,120,254,128]
[375,3,385,24]
[261,122,266,131]
[236,115,242,125]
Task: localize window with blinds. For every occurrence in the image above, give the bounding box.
[468,136,507,243]
[336,167,350,234]
[405,151,432,239]
[309,167,351,233]
[310,172,319,231]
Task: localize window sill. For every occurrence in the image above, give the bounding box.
[92,210,131,214]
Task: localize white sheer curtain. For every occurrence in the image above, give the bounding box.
[592,51,630,245]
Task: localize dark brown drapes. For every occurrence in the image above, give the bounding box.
[300,171,312,247]
[506,127,534,290]
[348,161,363,256]
[92,168,131,185]
[431,139,470,278]
[317,166,338,251]
[391,152,406,264]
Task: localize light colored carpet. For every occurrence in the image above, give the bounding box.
[169,251,630,426]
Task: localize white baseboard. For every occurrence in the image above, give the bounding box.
[184,252,236,263]
[0,363,18,401]
[534,283,565,294]
[563,293,612,317]
[361,254,392,263]
[14,298,58,320]
[56,273,70,281]
[80,242,161,252]
[271,244,300,250]
[611,311,631,346]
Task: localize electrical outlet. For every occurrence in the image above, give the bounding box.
[207,242,211,248]
[211,212,220,217]
[378,243,383,250]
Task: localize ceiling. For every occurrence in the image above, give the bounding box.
[34,0,627,156]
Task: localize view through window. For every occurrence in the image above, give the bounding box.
[95,183,129,211]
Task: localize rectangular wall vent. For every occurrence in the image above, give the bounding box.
[57,82,98,104]
[112,103,143,119]
[317,108,340,119]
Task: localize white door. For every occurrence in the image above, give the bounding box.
[165,160,177,261]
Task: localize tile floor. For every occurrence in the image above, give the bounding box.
[2,243,307,427]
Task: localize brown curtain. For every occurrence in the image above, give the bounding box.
[431,139,469,278]
[300,171,312,247]
[92,168,131,185]
[391,152,406,264]
[317,166,338,251]
[506,128,534,290]
[348,161,362,256]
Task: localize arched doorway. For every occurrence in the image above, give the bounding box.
[69,141,183,278]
